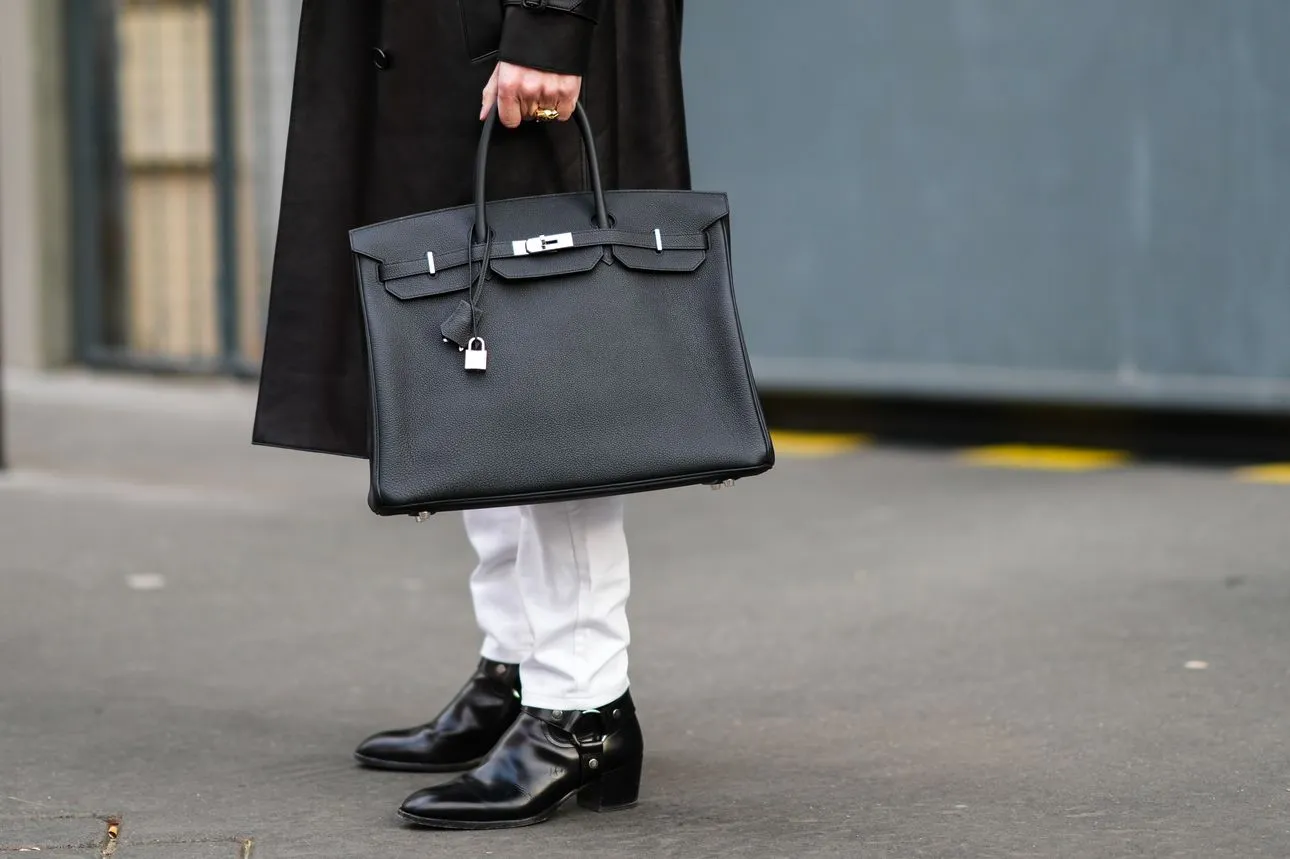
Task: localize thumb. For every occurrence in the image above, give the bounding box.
[480,67,499,120]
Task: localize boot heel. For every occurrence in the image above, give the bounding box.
[578,762,642,812]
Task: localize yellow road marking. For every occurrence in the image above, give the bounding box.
[770,430,871,458]
[1235,464,1290,484]
[959,444,1130,472]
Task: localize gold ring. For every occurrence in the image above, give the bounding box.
[533,107,560,122]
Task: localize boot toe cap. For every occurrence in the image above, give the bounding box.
[399,778,531,827]
[356,730,418,759]
[353,729,453,770]
[399,782,482,823]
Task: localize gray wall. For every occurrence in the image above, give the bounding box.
[1,0,71,370]
[683,1,1290,412]
[246,0,303,289]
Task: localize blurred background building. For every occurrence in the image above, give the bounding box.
[2,0,300,376]
[3,1,1289,414]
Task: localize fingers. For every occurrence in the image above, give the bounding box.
[555,80,582,123]
[497,86,524,129]
[492,62,583,127]
[495,63,527,128]
[479,65,499,121]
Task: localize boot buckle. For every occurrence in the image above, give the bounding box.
[570,709,606,745]
[569,714,606,776]
[565,709,607,770]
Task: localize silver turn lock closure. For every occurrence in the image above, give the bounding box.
[464,337,488,371]
[511,231,574,256]
[709,478,736,491]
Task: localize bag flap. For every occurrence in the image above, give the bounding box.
[613,246,707,273]
[488,247,604,280]
[352,190,729,301]
[382,267,473,301]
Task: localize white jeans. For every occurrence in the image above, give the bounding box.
[464,498,631,711]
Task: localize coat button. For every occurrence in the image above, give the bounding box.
[372,47,392,70]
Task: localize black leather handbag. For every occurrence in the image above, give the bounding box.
[350,105,774,516]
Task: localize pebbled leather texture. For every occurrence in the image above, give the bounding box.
[352,130,774,515]
[352,104,772,516]
[353,658,522,773]
[398,688,642,829]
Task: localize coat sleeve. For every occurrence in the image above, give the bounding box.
[497,0,602,76]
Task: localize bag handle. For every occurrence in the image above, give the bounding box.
[473,103,610,244]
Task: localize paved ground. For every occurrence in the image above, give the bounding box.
[1,371,1288,858]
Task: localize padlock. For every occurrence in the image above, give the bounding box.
[464,337,488,371]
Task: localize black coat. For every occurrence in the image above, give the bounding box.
[253,0,690,457]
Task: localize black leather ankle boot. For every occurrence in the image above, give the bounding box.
[353,658,521,772]
[397,688,642,829]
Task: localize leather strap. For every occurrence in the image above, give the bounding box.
[530,706,603,735]
[524,694,634,735]
[502,0,601,23]
[522,699,631,775]
[476,104,608,243]
[525,705,609,771]
[377,228,707,283]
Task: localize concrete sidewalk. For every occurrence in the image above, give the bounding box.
[2,372,1288,857]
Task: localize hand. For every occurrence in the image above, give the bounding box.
[480,62,582,128]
